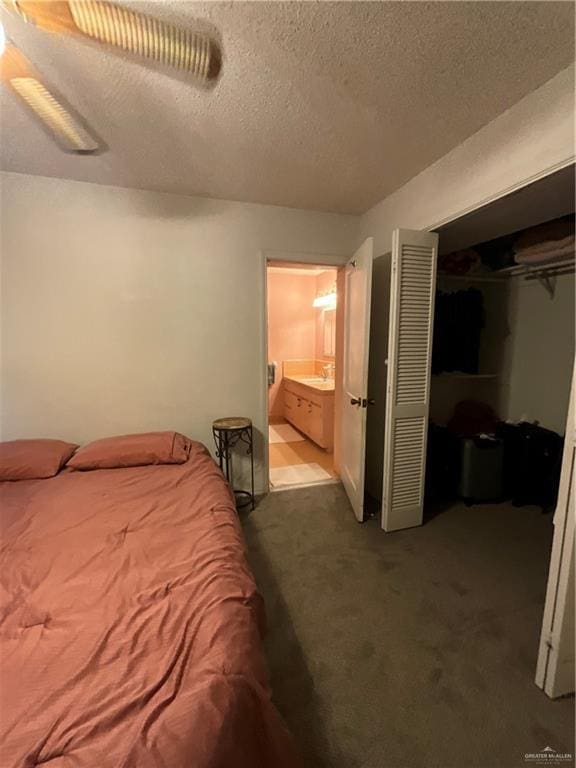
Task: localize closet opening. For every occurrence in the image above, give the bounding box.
[425,166,575,521]
[378,166,574,697]
[266,262,341,490]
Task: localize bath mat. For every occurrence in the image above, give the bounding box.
[269,462,332,488]
[269,424,306,444]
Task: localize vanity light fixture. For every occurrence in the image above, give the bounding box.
[313,292,337,309]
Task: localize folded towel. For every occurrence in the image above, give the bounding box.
[515,233,574,257]
[514,215,574,252]
[515,237,575,265]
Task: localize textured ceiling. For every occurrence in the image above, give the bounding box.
[0,1,574,214]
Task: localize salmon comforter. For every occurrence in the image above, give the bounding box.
[0,441,299,768]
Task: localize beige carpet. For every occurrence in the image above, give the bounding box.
[241,485,575,768]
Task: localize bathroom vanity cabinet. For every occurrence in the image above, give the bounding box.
[282,377,334,451]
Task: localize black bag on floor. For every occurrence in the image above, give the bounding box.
[496,422,563,510]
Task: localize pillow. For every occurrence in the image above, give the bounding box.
[67,431,190,471]
[0,439,78,481]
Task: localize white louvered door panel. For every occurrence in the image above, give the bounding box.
[382,229,438,532]
[536,361,575,698]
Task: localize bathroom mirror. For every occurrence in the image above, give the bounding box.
[323,308,336,357]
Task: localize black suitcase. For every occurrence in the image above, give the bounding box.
[496,422,563,510]
[458,436,504,505]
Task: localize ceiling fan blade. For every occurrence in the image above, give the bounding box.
[1,42,101,153]
[5,1,221,81]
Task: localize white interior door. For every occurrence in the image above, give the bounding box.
[340,238,374,522]
[536,362,575,698]
[382,229,438,532]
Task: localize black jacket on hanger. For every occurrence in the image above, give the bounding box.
[432,288,484,375]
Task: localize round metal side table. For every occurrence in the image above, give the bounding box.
[212,417,255,510]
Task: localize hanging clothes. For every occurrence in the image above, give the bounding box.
[432,288,484,374]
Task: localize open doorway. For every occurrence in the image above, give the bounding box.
[266,263,340,490]
[425,176,575,699]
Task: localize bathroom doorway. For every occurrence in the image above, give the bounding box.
[266,262,341,490]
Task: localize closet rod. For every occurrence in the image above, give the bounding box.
[436,258,575,283]
[498,257,575,278]
[524,266,574,282]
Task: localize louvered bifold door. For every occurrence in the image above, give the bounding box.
[382,229,438,532]
[536,362,575,698]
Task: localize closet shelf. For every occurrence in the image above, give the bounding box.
[438,257,575,283]
[437,271,508,284]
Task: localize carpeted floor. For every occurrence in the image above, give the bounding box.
[241,484,575,768]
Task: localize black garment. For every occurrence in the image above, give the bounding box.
[425,423,460,502]
[432,288,485,374]
[496,422,564,511]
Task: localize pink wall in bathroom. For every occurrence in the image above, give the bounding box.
[267,271,317,419]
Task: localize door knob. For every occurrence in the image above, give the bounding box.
[350,397,362,406]
[363,398,376,407]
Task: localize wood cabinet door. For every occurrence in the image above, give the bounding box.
[307,400,324,447]
[293,395,308,432]
[284,389,298,423]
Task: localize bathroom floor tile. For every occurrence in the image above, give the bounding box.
[268,422,337,484]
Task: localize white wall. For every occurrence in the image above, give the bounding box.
[361,65,575,498]
[502,277,575,434]
[0,172,358,491]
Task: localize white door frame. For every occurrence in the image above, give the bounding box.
[421,160,574,235]
[258,250,347,495]
[258,251,271,494]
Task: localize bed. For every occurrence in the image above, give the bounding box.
[0,437,300,767]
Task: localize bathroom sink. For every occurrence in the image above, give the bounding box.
[289,376,335,390]
[283,374,335,390]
